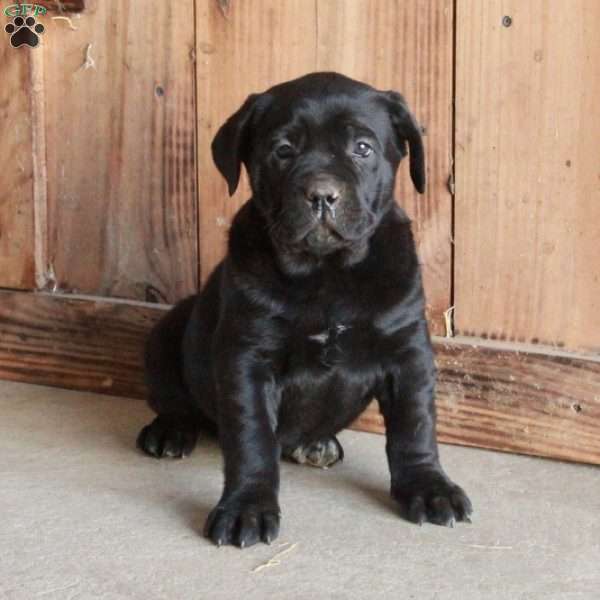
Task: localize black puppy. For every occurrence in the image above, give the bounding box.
[138,72,472,548]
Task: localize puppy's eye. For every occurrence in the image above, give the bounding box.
[275,143,295,160]
[353,142,373,158]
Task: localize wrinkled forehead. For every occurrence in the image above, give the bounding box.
[260,92,391,142]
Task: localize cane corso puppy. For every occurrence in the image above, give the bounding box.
[137,72,472,547]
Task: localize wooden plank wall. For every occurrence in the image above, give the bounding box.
[455,0,600,352]
[1,290,598,465]
[41,0,198,302]
[1,0,599,466]
[196,0,454,335]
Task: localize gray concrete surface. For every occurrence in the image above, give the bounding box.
[1,380,599,600]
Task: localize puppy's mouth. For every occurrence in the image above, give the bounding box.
[269,193,375,256]
[303,223,346,254]
[287,209,375,256]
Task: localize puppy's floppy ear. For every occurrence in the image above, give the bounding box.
[384,91,426,194]
[211,93,265,196]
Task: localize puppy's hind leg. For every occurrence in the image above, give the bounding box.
[137,296,204,459]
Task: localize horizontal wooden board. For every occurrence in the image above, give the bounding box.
[196,0,453,335]
[0,291,165,398]
[353,337,600,465]
[454,0,600,352]
[1,291,599,464]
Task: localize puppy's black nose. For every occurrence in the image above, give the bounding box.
[305,179,341,212]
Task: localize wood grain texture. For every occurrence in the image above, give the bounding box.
[196,0,453,334]
[0,291,164,398]
[1,290,598,464]
[0,44,35,289]
[43,0,198,302]
[353,337,600,465]
[454,0,600,352]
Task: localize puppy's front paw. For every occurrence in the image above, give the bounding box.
[204,496,280,548]
[392,469,472,527]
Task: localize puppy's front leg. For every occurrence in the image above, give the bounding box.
[204,340,281,548]
[379,326,473,527]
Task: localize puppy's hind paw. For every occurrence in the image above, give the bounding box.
[285,435,344,468]
[136,415,198,458]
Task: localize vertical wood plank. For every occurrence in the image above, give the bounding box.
[0,46,35,289]
[196,0,318,285]
[196,0,453,335]
[455,0,600,352]
[315,0,454,334]
[43,0,198,302]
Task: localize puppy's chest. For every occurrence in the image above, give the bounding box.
[284,311,386,372]
[299,321,353,369]
[279,278,407,372]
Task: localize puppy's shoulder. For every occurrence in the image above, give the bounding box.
[228,201,267,251]
[227,201,277,274]
[221,201,288,312]
[365,205,419,275]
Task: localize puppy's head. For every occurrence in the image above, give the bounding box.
[212,72,425,260]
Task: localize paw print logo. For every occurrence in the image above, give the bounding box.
[5,16,45,48]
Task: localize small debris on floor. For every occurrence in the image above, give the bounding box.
[252,542,299,573]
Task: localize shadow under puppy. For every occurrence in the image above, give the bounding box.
[137,72,472,548]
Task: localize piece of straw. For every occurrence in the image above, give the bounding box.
[443,305,455,338]
[252,542,298,573]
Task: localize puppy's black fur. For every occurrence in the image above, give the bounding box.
[137,72,472,548]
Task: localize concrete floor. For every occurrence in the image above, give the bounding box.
[1,380,599,600]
